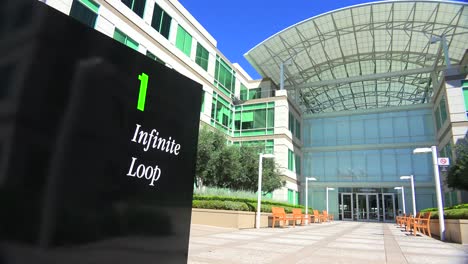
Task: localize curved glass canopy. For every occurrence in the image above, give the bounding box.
[245,0,468,114]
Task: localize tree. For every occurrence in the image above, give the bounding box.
[447,142,468,191]
[195,126,284,192]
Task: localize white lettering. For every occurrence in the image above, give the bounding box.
[126,156,162,186]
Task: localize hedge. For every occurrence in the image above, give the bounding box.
[192,195,312,213]
[420,203,468,219]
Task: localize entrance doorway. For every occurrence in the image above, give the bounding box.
[338,189,396,222]
[340,193,353,220]
[382,193,396,221]
[356,193,379,221]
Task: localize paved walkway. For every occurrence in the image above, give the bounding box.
[188,221,468,264]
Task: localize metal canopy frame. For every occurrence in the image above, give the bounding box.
[245,0,467,114]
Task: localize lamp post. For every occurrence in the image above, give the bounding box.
[305,177,317,222]
[326,187,335,213]
[256,153,275,229]
[394,187,406,215]
[400,175,416,216]
[430,34,451,68]
[413,146,445,240]
[279,59,293,90]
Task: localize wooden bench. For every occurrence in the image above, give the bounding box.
[412,212,432,237]
[311,209,325,223]
[323,210,334,222]
[292,208,306,226]
[271,207,295,228]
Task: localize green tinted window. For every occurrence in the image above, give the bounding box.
[113,28,139,51]
[295,154,301,174]
[240,84,248,100]
[146,51,156,60]
[234,103,275,136]
[211,92,233,134]
[151,3,171,39]
[70,0,98,28]
[121,0,146,18]
[440,97,448,124]
[288,149,295,171]
[176,25,192,56]
[288,189,294,204]
[214,56,236,96]
[435,106,442,130]
[196,43,209,71]
[463,88,468,112]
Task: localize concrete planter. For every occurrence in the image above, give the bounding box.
[429,219,468,244]
[191,208,270,228]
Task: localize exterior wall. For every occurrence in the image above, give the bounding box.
[431,63,468,206]
[302,104,438,218]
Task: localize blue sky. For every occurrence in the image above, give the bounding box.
[178,0,467,79]
[177,0,391,79]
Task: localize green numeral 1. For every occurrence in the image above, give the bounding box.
[137,73,149,111]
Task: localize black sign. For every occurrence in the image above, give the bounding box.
[0,1,202,263]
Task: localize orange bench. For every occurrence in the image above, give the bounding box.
[271,207,295,228]
[311,209,325,223]
[412,212,432,237]
[292,208,306,226]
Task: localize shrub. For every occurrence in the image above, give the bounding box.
[420,205,468,219]
[192,197,312,213]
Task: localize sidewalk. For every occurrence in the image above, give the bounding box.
[188,221,468,264]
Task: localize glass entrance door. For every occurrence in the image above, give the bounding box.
[341,193,353,220]
[382,193,396,221]
[356,194,368,220]
[368,194,379,221]
[356,193,380,221]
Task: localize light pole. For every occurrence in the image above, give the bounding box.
[394,187,406,215]
[430,34,451,69]
[413,146,445,240]
[400,175,416,216]
[326,187,335,213]
[305,177,317,222]
[256,153,275,229]
[280,59,292,90]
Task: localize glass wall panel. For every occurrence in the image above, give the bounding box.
[304,148,433,183]
[304,108,434,147]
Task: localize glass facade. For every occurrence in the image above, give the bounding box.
[289,112,301,140]
[303,108,435,182]
[210,92,233,134]
[303,109,434,147]
[233,139,274,154]
[151,3,171,39]
[70,0,99,28]
[214,56,236,97]
[240,84,260,100]
[233,102,274,136]
[435,96,448,130]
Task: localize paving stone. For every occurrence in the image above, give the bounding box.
[188,223,468,264]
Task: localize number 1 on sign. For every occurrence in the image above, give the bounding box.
[137,73,149,111]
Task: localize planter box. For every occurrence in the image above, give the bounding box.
[191,208,270,229]
[429,219,468,244]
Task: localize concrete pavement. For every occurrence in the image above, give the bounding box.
[188,221,468,264]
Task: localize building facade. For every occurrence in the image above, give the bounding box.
[42,0,468,221]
